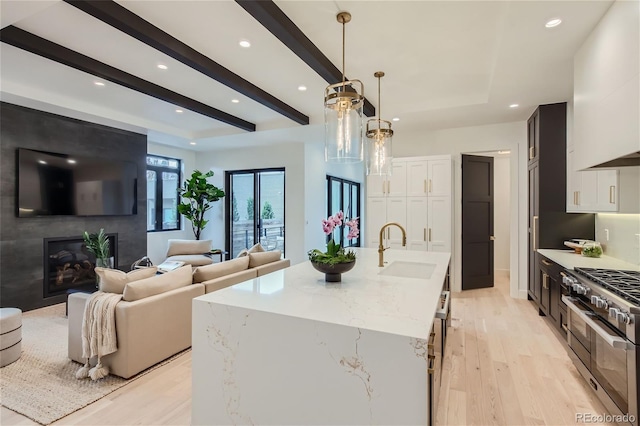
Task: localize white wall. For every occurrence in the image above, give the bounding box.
[195,142,307,264]
[146,142,197,265]
[391,121,527,298]
[596,214,640,266]
[493,154,511,276]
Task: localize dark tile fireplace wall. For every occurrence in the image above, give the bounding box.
[0,102,147,311]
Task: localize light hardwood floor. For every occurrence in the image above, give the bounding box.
[2,276,612,425]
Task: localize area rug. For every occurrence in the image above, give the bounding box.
[0,303,189,425]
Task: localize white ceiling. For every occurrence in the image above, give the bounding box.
[0,0,614,151]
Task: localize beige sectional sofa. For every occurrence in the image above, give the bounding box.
[68,250,289,379]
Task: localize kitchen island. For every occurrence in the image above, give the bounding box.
[191,248,450,425]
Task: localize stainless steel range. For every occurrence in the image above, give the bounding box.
[563,268,639,425]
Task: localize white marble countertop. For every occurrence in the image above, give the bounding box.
[537,249,640,271]
[194,248,451,340]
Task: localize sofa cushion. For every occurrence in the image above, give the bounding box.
[248,251,282,268]
[165,254,213,267]
[193,256,250,283]
[236,249,249,258]
[166,239,212,257]
[95,267,158,294]
[123,265,192,302]
[247,243,265,253]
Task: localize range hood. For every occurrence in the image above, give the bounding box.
[589,151,640,168]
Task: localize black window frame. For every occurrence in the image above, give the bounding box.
[146,154,181,233]
[326,175,361,248]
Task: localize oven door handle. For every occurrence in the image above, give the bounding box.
[562,296,630,350]
[435,291,450,320]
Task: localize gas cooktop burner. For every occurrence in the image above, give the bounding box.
[575,267,640,306]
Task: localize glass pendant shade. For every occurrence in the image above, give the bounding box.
[324,81,364,163]
[365,71,393,176]
[366,119,393,175]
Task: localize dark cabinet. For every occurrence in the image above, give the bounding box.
[538,254,564,332]
[527,103,595,309]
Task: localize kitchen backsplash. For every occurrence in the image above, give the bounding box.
[595,214,640,266]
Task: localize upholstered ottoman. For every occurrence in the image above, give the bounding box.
[0,307,22,367]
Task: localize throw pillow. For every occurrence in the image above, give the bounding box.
[122,265,192,302]
[236,248,249,258]
[192,256,250,283]
[248,251,282,268]
[247,243,265,253]
[95,267,158,294]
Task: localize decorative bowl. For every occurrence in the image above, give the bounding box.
[310,260,356,282]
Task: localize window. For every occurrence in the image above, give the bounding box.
[147,155,181,232]
[326,176,361,248]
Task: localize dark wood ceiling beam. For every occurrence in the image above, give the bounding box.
[235,0,376,118]
[63,0,309,126]
[0,26,256,132]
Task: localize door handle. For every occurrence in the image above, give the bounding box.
[609,186,615,204]
[573,191,578,206]
[532,216,538,250]
[428,228,432,242]
[489,236,496,241]
[423,179,427,193]
[428,179,432,193]
[543,273,548,289]
[423,228,426,242]
[541,259,552,266]
[382,182,385,195]
[529,146,535,160]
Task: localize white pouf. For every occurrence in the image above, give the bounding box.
[0,307,22,367]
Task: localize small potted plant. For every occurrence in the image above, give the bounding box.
[308,211,359,282]
[83,228,112,268]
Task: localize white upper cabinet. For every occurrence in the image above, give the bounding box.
[366,160,406,197]
[573,0,640,170]
[406,161,429,197]
[567,150,619,212]
[405,157,452,197]
[428,159,452,197]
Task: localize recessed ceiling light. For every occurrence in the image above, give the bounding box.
[239,40,251,48]
[509,104,519,108]
[231,99,240,103]
[94,81,105,86]
[38,160,47,165]
[157,64,168,70]
[545,18,562,28]
[67,159,77,164]
[175,109,183,113]
[392,117,400,122]
[498,150,511,154]
[298,85,307,91]
[190,141,197,146]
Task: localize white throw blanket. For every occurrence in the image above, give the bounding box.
[76,291,122,380]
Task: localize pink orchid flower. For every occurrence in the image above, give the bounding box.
[321,219,334,235]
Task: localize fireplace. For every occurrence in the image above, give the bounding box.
[43,234,118,298]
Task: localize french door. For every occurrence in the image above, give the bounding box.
[225,169,285,258]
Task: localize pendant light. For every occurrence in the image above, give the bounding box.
[324,11,364,163]
[366,71,393,176]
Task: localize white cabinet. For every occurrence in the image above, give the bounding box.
[366,155,452,253]
[427,197,452,253]
[405,158,452,197]
[573,0,640,170]
[367,161,407,197]
[366,197,406,249]
[407,197,428,250]
[567,150,619,212]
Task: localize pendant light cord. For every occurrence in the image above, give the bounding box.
[378,75,381,126]
[342,20,346,84]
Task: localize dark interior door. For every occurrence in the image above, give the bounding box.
[462,154,494,290]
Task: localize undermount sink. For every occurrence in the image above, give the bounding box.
[379,261,436,279]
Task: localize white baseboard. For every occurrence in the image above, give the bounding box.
[495,268,510,278]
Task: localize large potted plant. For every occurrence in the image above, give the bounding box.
[178,170,225,240]
[83,228,112,268]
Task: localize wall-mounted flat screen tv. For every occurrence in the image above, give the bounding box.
[17,148,138,217]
